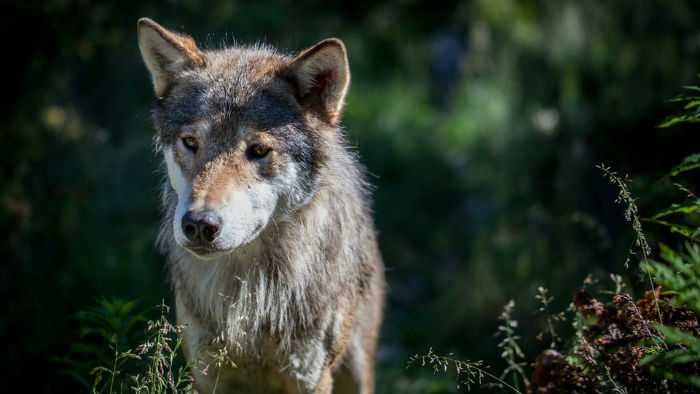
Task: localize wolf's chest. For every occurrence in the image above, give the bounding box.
[175,291,328,393]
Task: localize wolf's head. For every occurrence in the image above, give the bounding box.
[137,18,350,259]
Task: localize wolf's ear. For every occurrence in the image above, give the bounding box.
[137,18,205,97]
[285,38,350,125]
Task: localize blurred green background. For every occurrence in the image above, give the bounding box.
[1,0,699,392]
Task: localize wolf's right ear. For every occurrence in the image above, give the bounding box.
[284,38,350,125]
[137,18,205,97]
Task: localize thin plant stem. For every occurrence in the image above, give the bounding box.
[436,354,523,394]
[506,327,520,392]
[110,341,118,394]
[212,364,222,394]
[642,253,664,324]
[597,164,663,325]
[546,318,557,347]
[152,301,165,394]
[472,363,522,394]
[407,349,523,394]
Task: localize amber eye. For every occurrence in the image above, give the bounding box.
[249,143,271,158]
[182,136,199,151]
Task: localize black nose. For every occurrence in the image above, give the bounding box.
[181,209,222,245]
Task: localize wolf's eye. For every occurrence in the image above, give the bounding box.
[249,143,271,158]
[182,136,199,151]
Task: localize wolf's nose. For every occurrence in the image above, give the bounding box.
[181,210,222,244]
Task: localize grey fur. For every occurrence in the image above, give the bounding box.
[138,18,385,393]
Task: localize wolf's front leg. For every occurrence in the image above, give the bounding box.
[175,296,221,393]
[312,366,334,394]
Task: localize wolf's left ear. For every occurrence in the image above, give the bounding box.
[137,18,205,97]
[285,38,350,125]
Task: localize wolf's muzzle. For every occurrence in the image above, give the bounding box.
[181,209,222,247]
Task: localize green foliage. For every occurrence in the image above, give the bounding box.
[640,325,700,388]
[53,297,150,390]
[651,202,699,220]
[631,94,700,389]
[646,152,700,242]
[57,298,193,394]
[643,243,700,314]
[410,83,700,392]
[638,150,700,388]
[666,153,700,177]
[657,85,700,128]
[75,298,149,350]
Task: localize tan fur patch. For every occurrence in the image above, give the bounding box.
[192,152,244,207]
[184,131,281,208]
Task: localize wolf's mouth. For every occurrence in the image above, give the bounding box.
[183,245,222,260]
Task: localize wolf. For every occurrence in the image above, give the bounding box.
[136,18,385,393]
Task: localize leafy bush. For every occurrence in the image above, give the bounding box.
[54,298,149,390]
[57,299,193,394]
[410,83,700,393]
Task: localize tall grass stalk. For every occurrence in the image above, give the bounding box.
[109,339,118,394]
[597,164,663,325]
[199,346,235,394]
[131,299,192,394]
[497,300,529,392]
[534,286,564,349]
[406,348,522,393]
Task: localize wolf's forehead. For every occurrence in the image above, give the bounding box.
[202,50,295,118]
[161,49,298,129]
[202,48,288,102]
[158,48,297,139]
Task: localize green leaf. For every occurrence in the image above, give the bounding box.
[654,324,700,352]
[666,153,700,176]
[642,348,698,365]
[646,365,700,388]
[645,219,697,240]
[667,94,700,103]
[657,112,700,128]
[639,324,700,387]
[642,243,700,314]
[651,202,700,219]
[683,100,700,110]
